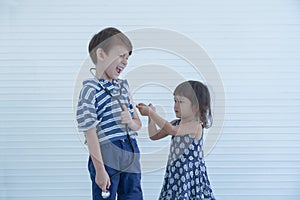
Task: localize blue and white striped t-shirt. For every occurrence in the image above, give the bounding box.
[76,78,137,144]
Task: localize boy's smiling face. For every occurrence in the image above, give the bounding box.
[102,45,130,82]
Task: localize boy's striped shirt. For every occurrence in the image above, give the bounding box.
[76,78,137,144]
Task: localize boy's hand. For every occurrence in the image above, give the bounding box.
[95,167,111,193]
[121,105,134,126]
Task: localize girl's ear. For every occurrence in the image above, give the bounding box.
[96,48,107,61]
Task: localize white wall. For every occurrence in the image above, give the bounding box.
[1,0,300,199]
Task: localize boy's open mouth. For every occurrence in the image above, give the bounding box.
[116,66,122,74]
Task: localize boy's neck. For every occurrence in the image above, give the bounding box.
[94,66,115,83]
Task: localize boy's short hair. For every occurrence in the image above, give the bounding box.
[88,27,133,64]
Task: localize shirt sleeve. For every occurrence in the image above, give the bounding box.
[76,85,99,132]
[122,79,131,96]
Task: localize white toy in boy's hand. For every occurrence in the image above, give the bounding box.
[101,191,110,199]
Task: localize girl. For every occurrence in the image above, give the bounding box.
[137,80,216,200]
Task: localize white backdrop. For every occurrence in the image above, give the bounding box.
[1,0,300,199]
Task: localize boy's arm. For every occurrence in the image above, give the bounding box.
[77,86,111,191]
[85,127,110,192]
[121,95,142,131]
[129,106,142,131]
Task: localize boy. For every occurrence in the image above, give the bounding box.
[76,27,143,200]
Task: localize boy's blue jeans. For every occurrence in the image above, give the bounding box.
[88,138,143,200]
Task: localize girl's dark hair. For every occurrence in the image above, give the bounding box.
[174,80,212,128]
[88,27,133,64]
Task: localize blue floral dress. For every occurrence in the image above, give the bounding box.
[159,120,216,200]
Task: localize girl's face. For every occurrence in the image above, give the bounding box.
[173,95,196,120]
[102,45,130,82]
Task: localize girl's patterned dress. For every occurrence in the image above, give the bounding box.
[159,120,215,200]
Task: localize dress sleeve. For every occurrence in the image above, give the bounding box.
[76,85,100,132]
